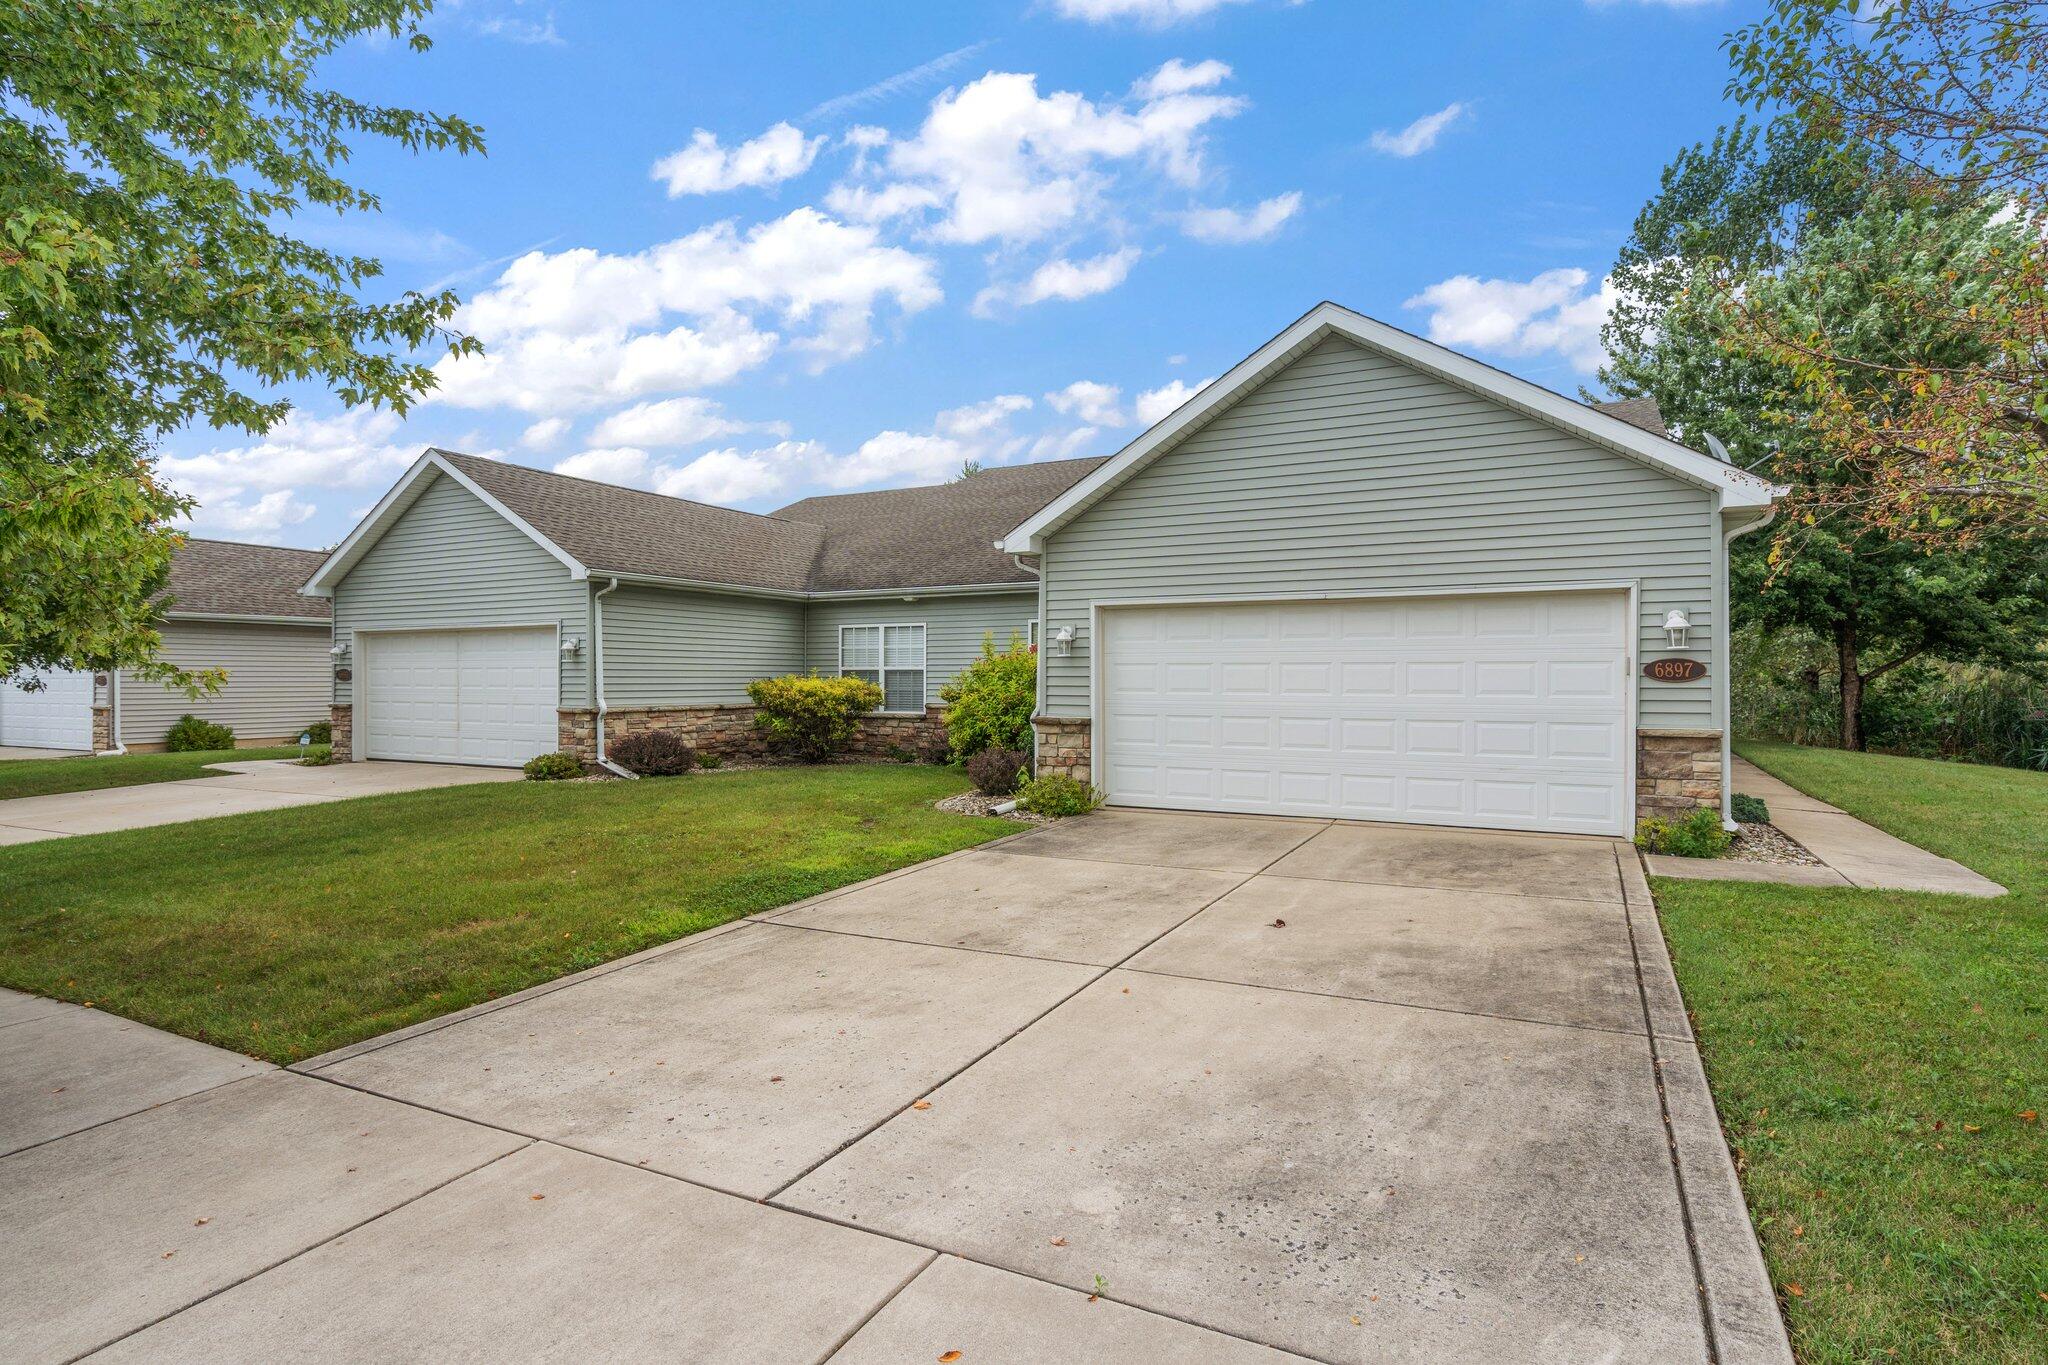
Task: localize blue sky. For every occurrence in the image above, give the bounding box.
[163,0,1768,547]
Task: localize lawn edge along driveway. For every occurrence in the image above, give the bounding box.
[0,764,1023,1066]
[0,746,316,802]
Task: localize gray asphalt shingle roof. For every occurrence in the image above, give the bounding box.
[166,539,331,620]
[1590,396,1669,437]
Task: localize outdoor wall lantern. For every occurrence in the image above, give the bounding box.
[1051,624,1076,657]
[1662,610,1693,650]
[328,640,349,659]
[560,636,584,656]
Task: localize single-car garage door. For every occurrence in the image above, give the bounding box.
[0,667,93,751]
[1099,591,1632,836]
[362,628,558,767]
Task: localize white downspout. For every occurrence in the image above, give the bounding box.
[591,576,638,780]
[1720,504,1779,827]
[104,667,127,754]
[1006,548,1044,772]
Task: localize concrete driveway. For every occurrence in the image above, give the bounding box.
[0,759,518,845]
[0,811,1789,1364]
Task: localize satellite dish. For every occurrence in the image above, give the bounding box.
[1703,433,1733,464]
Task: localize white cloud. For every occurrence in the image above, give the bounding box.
[1180,190,1302,243]
[179,490,318,542]
[1134,375,1214,425]
[1046,380,1126,427]
[552,447,651,484]
[803,43,991,124]
[1051,0,1262,23]
[651,122,824,196]
[936,394,1034,438]
[829,66,1248,247]
[1403,267,1618,372]
[521,416,571,450]
[973,247,1141,315]
[1133,58,1233,98]
[654,445,817,504]
[162,408,418,514]
[431,208,940,413]
[1370,102,1468,157]
[589,396,789,448]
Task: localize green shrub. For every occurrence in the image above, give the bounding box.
[1730,792,1770,825]
[696,752,724,770]
[941,633,1036,760]
[746,674,882,762]
[1015,772,1104,817]
[608,730,696,776]
[1634,807,1732,858]
[164,714,234,752]
[967,746,1027,796]
[522,751,582,781]
[302,719,332,746]
[296,746,335,767]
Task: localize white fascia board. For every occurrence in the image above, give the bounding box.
[302,449,588,596]
[1001,301,1776,553]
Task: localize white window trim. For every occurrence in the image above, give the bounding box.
[838,622,927,715]
[1026,619,1039,647]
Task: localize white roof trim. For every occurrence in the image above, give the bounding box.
[165,611,329,627]
[1001,301,1775,553]
[302,449,589,596]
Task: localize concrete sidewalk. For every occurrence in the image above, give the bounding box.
[0,759,519,845]
[1646,758,2004,896]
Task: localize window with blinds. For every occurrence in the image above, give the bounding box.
[839,623,926,713]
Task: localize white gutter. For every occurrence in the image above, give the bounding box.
[1718,501,1781,827]
[590,577,638,780]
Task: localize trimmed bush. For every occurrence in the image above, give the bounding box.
[941,633,1036,760]
[296,746,336,767]
[746,674,881,762]
[303,719,332,746]
[1015,772,1104,817]
[696,752,724,770]
[609,730,696,776]
[967,746,1027,797]
[1634,807,1732,858]
[1730,792,1770,825]
[522,751,583,781]
[164,714,234,752]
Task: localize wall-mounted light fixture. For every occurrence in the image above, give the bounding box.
[1051,624,1076,657]
[328,640,350,659]
[1662,610,1693,650]
[560,636,584,656]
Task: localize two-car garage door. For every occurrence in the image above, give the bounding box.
[1098,591,1632,836]
[361,628,558,767]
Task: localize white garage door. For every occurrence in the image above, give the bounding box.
[0,668,93,750]
[1099,592,1632,836]
[362,628,558,767]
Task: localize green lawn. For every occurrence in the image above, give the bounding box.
[1656,742,2045,1364]
[0,745,319,801]
[0,764,1017,1064]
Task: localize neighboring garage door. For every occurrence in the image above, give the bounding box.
[0,667,93,750]
[362,628,558,767]
[1098,591,1632,836]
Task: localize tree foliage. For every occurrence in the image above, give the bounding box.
[1603,126,2048,749]
[0,1,482,684]
[1719,0,2048,538]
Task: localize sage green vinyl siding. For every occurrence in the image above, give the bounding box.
[118,619,330,745]
[599,584,805,707]
[804,594,1037,710]
[1041,335,1720,729]
[330,471,589,709]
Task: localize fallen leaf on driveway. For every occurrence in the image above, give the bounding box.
[1269,919,1287,928]
[1049,1237,1068,1247]
[194,1218,209,1226]
[912,1100,932,1110]
[769,1075,784,1083]
[938,1352,962,1362]
[530,1194,545,1201]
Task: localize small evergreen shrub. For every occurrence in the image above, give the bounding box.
[609,730,696,776]
[164,714,234,752]
[967,746,1028,796]
[746,674,881,762]
[296,746,336,767]
[941,633,1036,760]
[1730,792,1771,825]
[523,751,583,781]
[697,752,724,770]
[303,719,332,745]
[1015,772,1104,817]
[1634,807,1732,858]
